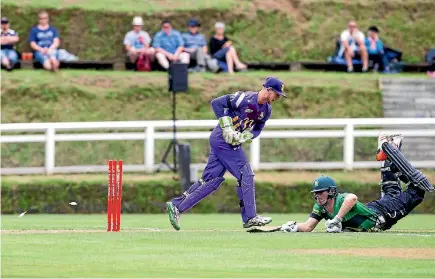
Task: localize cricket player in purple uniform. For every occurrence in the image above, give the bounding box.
[166,77,287,230]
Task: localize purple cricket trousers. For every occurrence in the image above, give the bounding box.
[171,129,256,223]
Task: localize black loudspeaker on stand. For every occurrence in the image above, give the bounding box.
[157,63,188,173]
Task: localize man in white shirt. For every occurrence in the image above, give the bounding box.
[123,16,155,63]
[339,20,368,72]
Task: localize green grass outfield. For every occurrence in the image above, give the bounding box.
[2,214,435,278]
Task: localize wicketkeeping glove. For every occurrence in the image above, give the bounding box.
[232,131,254,145]
[219,116,236,144]
[325,216,342,233]
[281,221,298,232]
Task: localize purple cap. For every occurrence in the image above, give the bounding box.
[1,17,9,24]
[263,77,287,98]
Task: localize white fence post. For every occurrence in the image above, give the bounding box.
[45,127,55,175]
[145,125,155,173]
[250,138,260,171]
[344,124,354,171]
[1,118,434,175]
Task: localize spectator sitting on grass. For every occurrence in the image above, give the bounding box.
[152,19,189,70]
[182,19,218,73]
[339,20,368,72]
[0,17,19,71]
[209,22,247,74]
[29,11,60,72]
[365,26,388,72]
[123,16,155,65]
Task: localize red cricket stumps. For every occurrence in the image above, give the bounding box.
[117,161,123,231]
[107,160,123,232]
[107,160,113,231]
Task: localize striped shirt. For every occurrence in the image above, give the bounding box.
[182,32,206,49]
[1,29,18,50]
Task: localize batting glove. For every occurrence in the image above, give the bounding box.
[325,216,342,233]
[281,221,298,232]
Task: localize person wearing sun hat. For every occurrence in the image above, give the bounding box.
[123,16,155,65]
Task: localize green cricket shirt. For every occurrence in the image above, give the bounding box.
[310,193,378,232]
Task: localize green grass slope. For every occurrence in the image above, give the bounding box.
[1,71,383,167]
[2,0,435,62]
[1,71,382,122]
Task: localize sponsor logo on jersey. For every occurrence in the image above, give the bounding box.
[245,108,253,113]
[258,112,264,120]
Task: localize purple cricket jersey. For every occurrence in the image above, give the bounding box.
[210,91,272,144]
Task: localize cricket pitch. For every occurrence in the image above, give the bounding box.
[1,213,435,278]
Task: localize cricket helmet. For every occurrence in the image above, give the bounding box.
[311,175,338,203]
[311,175,337,192]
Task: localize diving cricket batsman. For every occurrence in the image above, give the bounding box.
[281,133,434,233]
[166,77,287,230]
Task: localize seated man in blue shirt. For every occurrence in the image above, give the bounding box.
[152,20,189,70]
[365,26,388,72]
[29,11,60,72]
[182,19,218,73]
[0,17,19,71]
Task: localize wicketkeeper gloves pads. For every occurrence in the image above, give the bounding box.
[219,116,236,144]
[232,131,254,145]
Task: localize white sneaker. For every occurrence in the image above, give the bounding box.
[243,215,272,228]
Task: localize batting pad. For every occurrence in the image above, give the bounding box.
[382,142,434,192]
[246,226,282,233]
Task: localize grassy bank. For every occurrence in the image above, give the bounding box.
[1,71,384,167]
[2,0,435,62]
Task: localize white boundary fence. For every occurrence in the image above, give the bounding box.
[1,118,435,175]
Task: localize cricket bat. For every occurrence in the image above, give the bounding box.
[246,226,282,233]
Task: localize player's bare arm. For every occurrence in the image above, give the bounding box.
[337,194,357,219]
[325,193,358,232]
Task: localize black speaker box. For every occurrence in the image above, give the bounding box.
[168,63,188,92]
